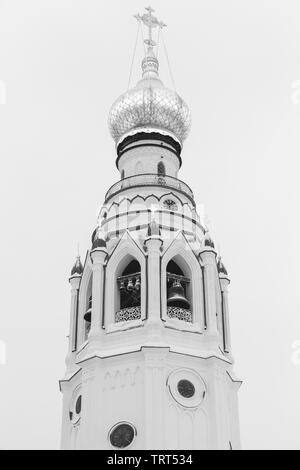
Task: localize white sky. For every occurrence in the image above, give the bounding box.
[0,0,300,450]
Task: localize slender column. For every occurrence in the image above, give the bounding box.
[144,235,163,324]
[89,248,107,341]
[69,276,81,352]
[65,275,81,370]
[219,275,231,354]
[199,249,218,335]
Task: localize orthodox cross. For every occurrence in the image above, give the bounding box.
[134,6,166,48]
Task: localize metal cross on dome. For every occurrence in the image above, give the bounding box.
[134,6,166,48]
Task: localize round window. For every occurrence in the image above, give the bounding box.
[109,422,136,449]
[177,379,195,398]
[167,369,206,408]
[163,199,178,211]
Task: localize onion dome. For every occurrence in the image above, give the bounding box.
[109,77,191,149]
[217,258,228,276]
[92,237,107,250]
[204,231,215,249]
[91,228,107,250]
[71,256,83,276]
[108,7,191,151]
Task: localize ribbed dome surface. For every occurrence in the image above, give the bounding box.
[108,77,191,146]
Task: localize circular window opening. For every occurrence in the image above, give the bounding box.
[75,395,82,414]
[163,199,178,211]
[109,423,136,449]
[177,379,195,398]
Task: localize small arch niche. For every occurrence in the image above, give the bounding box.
[157,161,166,176]
[115,259,141,323]
[166,258,192,322]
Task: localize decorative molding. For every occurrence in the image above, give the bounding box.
[167,306,192,323]
[115,306,142,323]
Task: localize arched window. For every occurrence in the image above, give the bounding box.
[116,259,141,323]
[84,295,92,338]
[157,161,166,176]
[166,259,192,322]
[83,277,92,339]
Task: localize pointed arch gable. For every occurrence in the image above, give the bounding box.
[104,231,146,328]
[162,231,199,261]
[107,230,145,263]
[161,232,204,331]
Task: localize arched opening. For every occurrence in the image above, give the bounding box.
[166,259,192,322]
[116,259,141,322]
[83,276,92,339]
[157,161,166,176]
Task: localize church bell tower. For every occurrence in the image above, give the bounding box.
[60,7,242,451]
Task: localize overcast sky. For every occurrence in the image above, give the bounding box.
[0,0,300,450]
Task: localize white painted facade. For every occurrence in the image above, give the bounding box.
[60,8,241,451]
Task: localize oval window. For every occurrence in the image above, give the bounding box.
[109,422,136,448]
[75,395,82,414]
[177,379,195,398]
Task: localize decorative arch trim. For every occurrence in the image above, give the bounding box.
[104,231,147,329]
[161,232,204,331]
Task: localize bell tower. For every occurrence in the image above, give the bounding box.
[60,7,242,451]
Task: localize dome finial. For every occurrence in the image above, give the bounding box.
[134,6,166,79]
[109,10,191,146]
[71,253,83,276]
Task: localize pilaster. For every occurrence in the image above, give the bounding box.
[88,247,107,348]
[65,275,81,372]
[144,235,163,328]
[199,248,218,336]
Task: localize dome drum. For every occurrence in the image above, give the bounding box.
[116,131,182,168]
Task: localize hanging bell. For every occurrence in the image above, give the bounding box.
[84,296,92,322]
[167,280,190,310]
[127,278,134,291]
[135,277,141,291]
[119,280,125,291]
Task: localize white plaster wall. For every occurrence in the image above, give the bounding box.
[118,143,179,178]
[61,352,240,450]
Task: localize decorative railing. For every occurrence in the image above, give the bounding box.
[105,173,194,202]
[167,306,192,323]
[115,306,142,323]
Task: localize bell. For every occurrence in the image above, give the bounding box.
[83,308,92,323]
[127,278,134,291]
[119,280,125,291]
[167,280,190,310]
[84,307,91,322]
[84,296,92,322]
[135,277,141,291]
